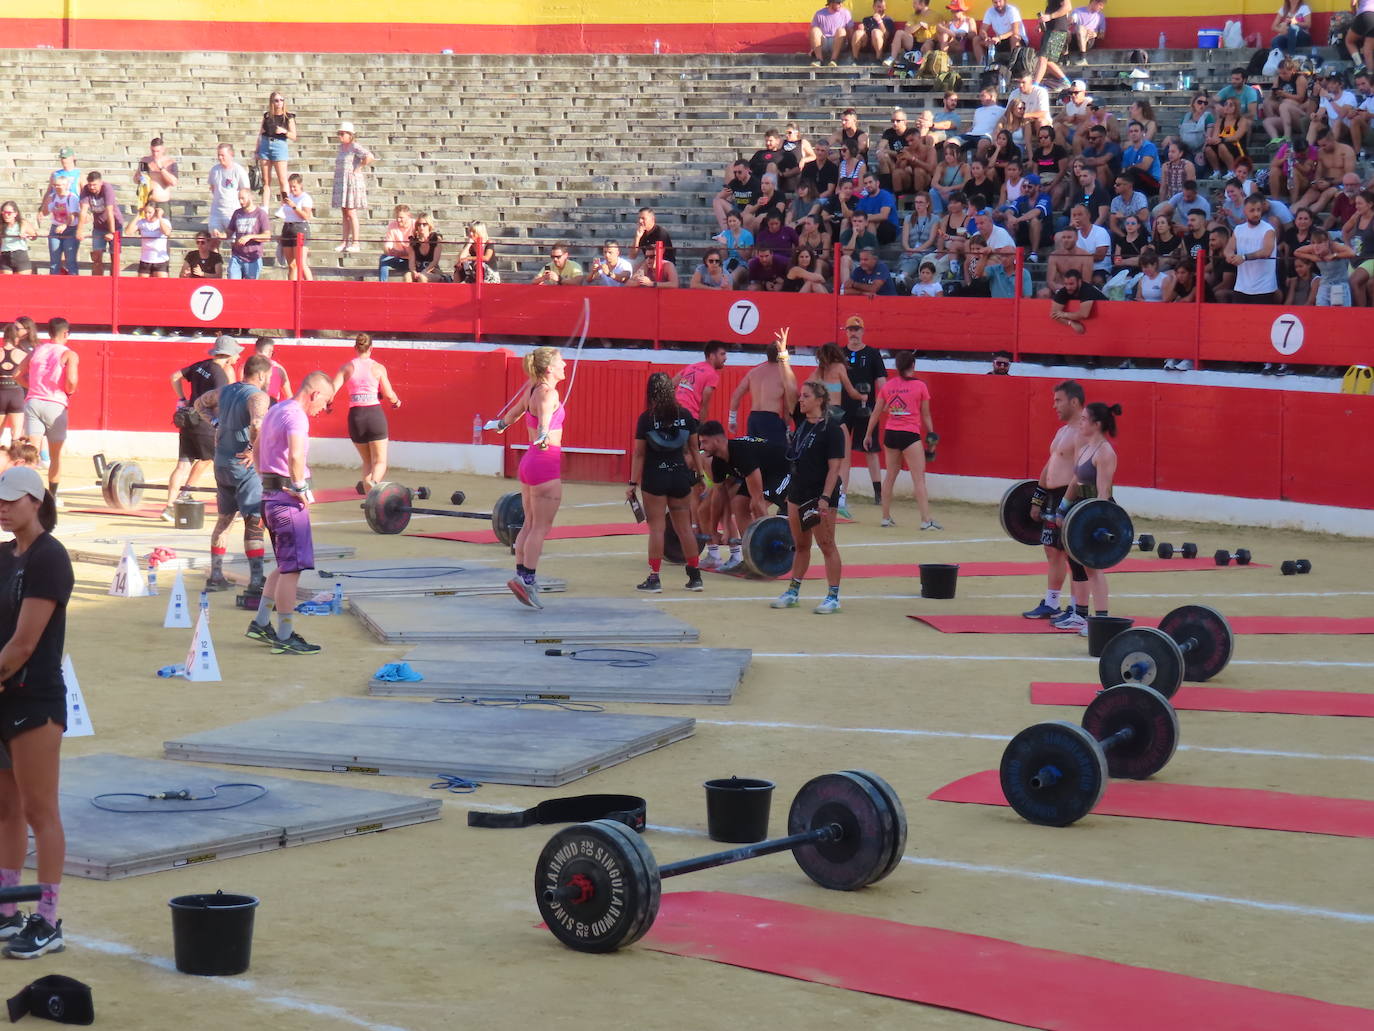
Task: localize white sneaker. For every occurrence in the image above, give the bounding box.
[881,517,896,527]
[698,552,721,571]
[1055,611,1087,633]
[921,519,942,530]
[770,589,799,609]
[719,554,743,573]
[345,244,362,254]
[1163,359,1177,371]
[1175,359,1193,371]
[334,243,348,252]
[813,595,841,614]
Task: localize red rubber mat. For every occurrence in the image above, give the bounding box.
[908,614,1374,635]
[410,522,647,544]
[1031,681,1374,718]
[637,892,1374,1031]
[929,770,1374,838]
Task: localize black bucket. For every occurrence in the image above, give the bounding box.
[174,498,205,530]
[919,564,960,600]
[1086,616,1135,657]
[169,890,259,975]
[703,777,775,843]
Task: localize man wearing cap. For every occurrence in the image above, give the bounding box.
[837,315,887,515]
[1005,173,1052,258]
[226,187,271,280]
[1068,0,1106,60]
[164,337,241,521]
[40,149,80,211]
[249,372,335,655]
[809,0,854,66]
[1055,80,1093,145]
[194,354,271,595]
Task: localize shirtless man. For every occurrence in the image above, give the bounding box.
[194,354,271,594]
[1021,380,1084,619]
[727,328,798,450]
[1293,127,1356,217]
[1044,229,1092,294]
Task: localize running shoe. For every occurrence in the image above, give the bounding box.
[636,573,663,593]
[697,552,721,571]
[0,912,25,941]
[921,519,942,530]
[719,554,744,573]
[813,596,841,615]
[1175,359,1193,371]
[203,574,232,593]
[770,589,800,609]
[2,915,63,959]
[271,632,322,655]
[245,620,275,644]
[1261,362,1274,375]
[684,568,704,592]
[1054,612,1088,633]
[1022,601,1060,619]
[160,506,176,523]
[1049,608,1077,627]
[837,502,853,520]
[507,577,539,608]
[881,517,896,527]
[1163,359,1178,371]
[1274,364,1290,376]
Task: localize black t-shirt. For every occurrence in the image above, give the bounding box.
[819,194,852,235]
[749,147,797,177]
[842,346,887,411]
[1052,282,1107,303]
[0,534,74,700]
[881,128,908,155]
[1044,1,1069,32]
[711,437,787,491]
[1113,234,1146,261]
[963,177,998,211]
[1152,233,1183,263]
[1070,186,1111,222]
[725,175,762,210]
[815,161,840,197]
[1031,144,1068,179]
[181,358,229,403]
[183,251,223,278]
[638,225,676,266]
[635,406,698,468]
[1184,230,1209,260]
[787,417,848,499]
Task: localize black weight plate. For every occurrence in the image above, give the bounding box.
[492,491,525,548]
[662,523,705,566]
[1081,684,1179,780]
[998,479,1044,547]
[362,482,412,535]
[741,515,795,580]
[841,769,908,883]
[1061,498,1135,571]
[101,462,120,508]
[1098,626,1185,699]
[999,720,1108,827]
[1158,604,1234,683]
[108,461,146,510]
[787,771,895,891]
[534,819,660,953]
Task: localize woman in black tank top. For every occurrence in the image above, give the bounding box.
[256,90,297,203]
[0,322,30,436]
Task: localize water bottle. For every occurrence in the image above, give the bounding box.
[157,664,186,678]
[1158,32,1167,50]
[472,414,483,444]
[653,39,661,55]
[332,581,344,615]
[959,49,969,65]
[147,569,159,596]
[199,590,209,614]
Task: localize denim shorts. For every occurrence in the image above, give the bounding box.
[257,135,290,162]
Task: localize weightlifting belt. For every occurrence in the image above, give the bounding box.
[260,474,311,491]
[467,794,647,832]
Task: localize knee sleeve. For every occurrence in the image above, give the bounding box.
[1068,558,1089,583]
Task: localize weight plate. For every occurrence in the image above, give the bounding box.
[362,482,413,535]
[787,771,895,891]
[741,515,795,580]
[1081,684,1179,780]
[662,523,705,566]
[534,819,660,953]
[1157,604,1234,683]
[998,479,1044,547]
[108,461,146,510]
[492,492,525,548]
[1098,626,1185,699]
[101,462,120,508]
[1061,498,1135,571]
[999,720,1108,827]
[841,769,908,883]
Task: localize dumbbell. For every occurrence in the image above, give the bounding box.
[1135,534,1156,552]
[1097,604,1234,698]
[1213,548,1253,566]
[1280,559,1312,575]
[93,454,219,510]
[535,770,906,953]
[361,482,525,547]
[1155,542,1198,560]
[1000,684,1179,826]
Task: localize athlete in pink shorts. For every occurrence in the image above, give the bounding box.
[492,346,567,608]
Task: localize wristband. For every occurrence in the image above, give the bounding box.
[1030,485,1048,509]
[291,481,308,493]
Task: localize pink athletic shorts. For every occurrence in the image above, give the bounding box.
[518,445,562,486]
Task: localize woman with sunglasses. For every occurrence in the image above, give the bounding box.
[1029,125,1070,208]
[690,248,731,289]
[256,91,297,203]
[0,203,35,276]
[1173,94,1214,159]
[404,214,446,283]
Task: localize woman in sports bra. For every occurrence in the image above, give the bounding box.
[0,323,29,445]
[493,346,567,608]
[815,343,864,417]
[1051,401,1121,634]
[330,333,401,495]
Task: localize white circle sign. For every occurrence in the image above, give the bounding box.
[190,286,225,323]
[727,300,761,337]
[1270,313,1304,356]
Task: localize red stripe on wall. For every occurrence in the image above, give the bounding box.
[0,14,1332,52]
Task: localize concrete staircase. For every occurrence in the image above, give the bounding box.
[0,47,1348,283]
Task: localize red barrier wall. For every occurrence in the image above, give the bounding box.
[66,337,1374,510]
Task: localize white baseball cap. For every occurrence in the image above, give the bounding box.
[0,466,46,503]
[338,122,356,135]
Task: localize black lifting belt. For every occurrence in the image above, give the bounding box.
[467,794,647,832]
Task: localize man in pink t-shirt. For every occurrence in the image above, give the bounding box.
[809,0,855,65]
[673,341,728,421]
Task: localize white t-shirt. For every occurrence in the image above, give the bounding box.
[277,192,314,224]
[982,4,1028,40]
[984,225,1016,250]
[1320,90,1357,125]
[137,216,169,264]
[208,163,251,220]
[969,104,1005,137]
[1278,3,1311,19]
[1010,84,1050,118]
[1233,220,1278,295]
[911,280,943,297]
[1076,224,1112,270]
[1359,93,1374,115]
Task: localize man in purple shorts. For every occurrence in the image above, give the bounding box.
[248,371,335,655]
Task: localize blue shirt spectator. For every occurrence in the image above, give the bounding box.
[849,249,897,295]
[856,176,900,245]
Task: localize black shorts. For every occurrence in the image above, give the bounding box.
[745,410,789,448]
[1039,484,1068,551]
[845,410,879,452]
[348,404,388,444]
[0,693,67,749]
[643,463,693,500]
[282,222,310,245]
[138,260,169,275]
[0,252,31,273]
[0,384,24,415]
[735,471,790,505]
[883,429,922,452]
[787,480,839,508]
[178,423,216,462]
[1353,10,1374,37]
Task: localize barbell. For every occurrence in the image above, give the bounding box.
[1000,683,1179,826]
[998,480,1139,570]
[1097,604,1234,699]
[362,482,525,547]
[92,454,217,510]
[534,770,906,953]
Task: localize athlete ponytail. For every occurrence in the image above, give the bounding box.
[1085,401,1122,437]
[354,332,373,354]
[38,490,57,533]
[524,346,560,383]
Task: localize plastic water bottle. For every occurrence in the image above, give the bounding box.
[653,39,661,55]
[1158,32,1167,49]
[472,414,483,444]
[332,582,344,615]
[157,664,186,678]
[147,569,159,596]
[199,590,209,613]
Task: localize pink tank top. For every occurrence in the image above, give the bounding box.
[267,360,288,401]
[523,386,567,431]
[345,355,379,408]
[25,342,69,406]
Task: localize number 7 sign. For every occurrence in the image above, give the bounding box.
[1269,313,1304,356]
[191,286,225,322]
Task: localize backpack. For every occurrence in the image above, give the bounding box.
[920,49,952,80]
[1008,44,1036,80]
[1245,47,1271,78]
[248,162,263,193]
